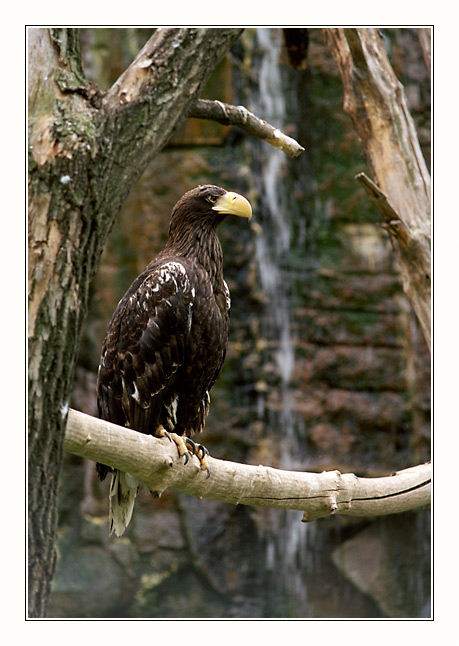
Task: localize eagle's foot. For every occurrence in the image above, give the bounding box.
[157,428,209,475]
[157,428,190,465]
[185,438,211,478]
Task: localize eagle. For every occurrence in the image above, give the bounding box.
[96,185,252,536]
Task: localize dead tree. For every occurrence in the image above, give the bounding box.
[326,28,431,350]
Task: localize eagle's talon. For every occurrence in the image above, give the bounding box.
[183,437,210,475]
[198,451,210,476]
[185,437,196,453]
[159,431,188,461]
[197,444,208,458]
[157,427,173,443]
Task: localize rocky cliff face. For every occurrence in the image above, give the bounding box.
[50,28,430,618]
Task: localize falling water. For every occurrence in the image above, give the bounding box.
[249,28,296,456]
[246,27,311,614]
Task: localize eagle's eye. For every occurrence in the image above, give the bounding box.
[206,194,218,204]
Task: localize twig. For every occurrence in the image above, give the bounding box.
[187,99,305,158]
[355,171,411,241]
[65,408,431,522]
[355,172,400,221]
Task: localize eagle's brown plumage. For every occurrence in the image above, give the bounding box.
[96,185,252,535]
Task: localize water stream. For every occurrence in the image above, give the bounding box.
[246,27,311,612]
[249,29,296,455]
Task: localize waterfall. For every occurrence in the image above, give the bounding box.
[249,28,296,460]
[247,27,311,613]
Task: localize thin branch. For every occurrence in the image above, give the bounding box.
[187,98,305,158]
[356,171,411,241]
[65,408,431,522]
[355,172,400,220]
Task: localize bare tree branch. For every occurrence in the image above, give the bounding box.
[187,98,305,158]
[65,408,431,522]
[355,172,413,239]
[355,171,432,263]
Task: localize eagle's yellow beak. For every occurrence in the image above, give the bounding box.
[212,191,252,219]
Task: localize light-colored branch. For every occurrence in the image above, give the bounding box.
[187,98,305,158]
[356,171,414,241]
[65,408,431,522]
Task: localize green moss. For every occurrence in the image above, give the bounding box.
[52,100,98,149]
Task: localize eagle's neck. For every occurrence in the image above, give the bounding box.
[164,224,224,289]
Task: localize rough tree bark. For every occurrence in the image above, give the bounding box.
[27,26,243,619]
[325,28,431,350]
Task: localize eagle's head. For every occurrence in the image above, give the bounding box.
[169,185,252,239]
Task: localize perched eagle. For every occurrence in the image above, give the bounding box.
[96,185,252,536]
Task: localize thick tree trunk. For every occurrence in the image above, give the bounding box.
[27,26,242,618]
[325,28,431,350]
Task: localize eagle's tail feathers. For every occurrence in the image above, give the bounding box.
[109,470,140,537]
